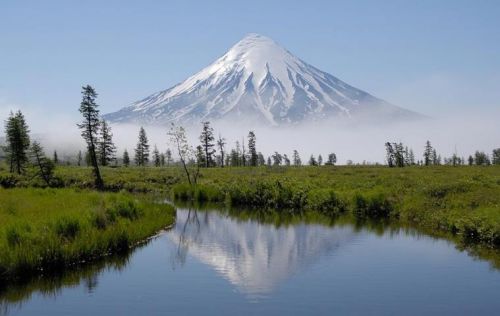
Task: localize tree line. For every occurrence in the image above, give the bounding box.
[385,140,499,167]
[2,85,500,189]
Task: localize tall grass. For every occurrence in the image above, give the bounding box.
[0,188,175,283]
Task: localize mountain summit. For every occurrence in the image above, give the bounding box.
[105,34,421,125]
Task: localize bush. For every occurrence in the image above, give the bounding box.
[307,189,347,215]
[0,173,20,188]
[354,192,394,219]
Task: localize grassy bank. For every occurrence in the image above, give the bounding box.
[0,188,175,283]
[171,166,500,247]
[1,165,499,248]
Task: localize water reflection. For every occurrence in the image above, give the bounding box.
[169,205,500,297]
[170,207,361,296]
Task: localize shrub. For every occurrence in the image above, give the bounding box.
[307,189,347,215]
[354,192,394,219]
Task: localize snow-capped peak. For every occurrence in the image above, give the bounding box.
[104,34,421,126]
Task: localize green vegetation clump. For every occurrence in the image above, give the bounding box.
[0,188,175,283]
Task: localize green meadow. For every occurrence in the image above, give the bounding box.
[0,187,175,283]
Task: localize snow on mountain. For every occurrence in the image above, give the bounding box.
[104,33,422,126]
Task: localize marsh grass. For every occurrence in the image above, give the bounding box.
[0,188,175,283]
[170,165,500,247]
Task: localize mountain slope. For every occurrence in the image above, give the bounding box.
[104,34,421,126]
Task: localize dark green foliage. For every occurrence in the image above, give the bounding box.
[248,131,258,166]
[308,155,317,166]
[4,111,30,174]
[134,127,150,166]
[30,141,55,186]
[98,119,116,166]
[199,121,216,167]
[354,192,394,219]
[122,149,130,167]
[307,189,346,215]
[153,145,161,167]
[292,150,301,166]
[77,85,104,190]
[424,140,433,166]
[475,151,490,166]
[325,153,337,165]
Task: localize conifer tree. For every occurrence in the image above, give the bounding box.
[468,155,474,166]
[199,121,216,167]
[409,149,415,165]
[53,150,58,164]
[394,142,405,167]
[98,119,116,166]
[160,153,166,166]
[77,85,104,190]
[272,152,282,166]
[474,151,490,165]
[266,156,272,166]
[31,141,54,186]
[229,148,239,167]
[309,155,318,166]
[153,145,161,167]
[134,127,150,166]
[165,149,173,166]
[318,154,323,166]
[432,149,438,165]
[4,110,30,174]
[423,140,433,166]
[248,131,258,166]
[123,149,130,167]
[326,153,337,165]
[292,150,301,166]
[283,154,291,166]
[385,142,395,167]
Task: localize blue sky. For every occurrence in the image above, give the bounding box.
[1,0,499,122]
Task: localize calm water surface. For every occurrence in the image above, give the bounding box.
[1,206,500,315]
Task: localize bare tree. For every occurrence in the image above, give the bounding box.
[168,123,200,185]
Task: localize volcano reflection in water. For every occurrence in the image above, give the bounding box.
[168,208,359,297]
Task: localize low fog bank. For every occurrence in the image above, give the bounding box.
[18,109,499,165]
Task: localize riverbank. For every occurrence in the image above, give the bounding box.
[0,188,175,283]
[171,166,500,248]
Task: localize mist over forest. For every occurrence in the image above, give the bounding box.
[8,108,497,166]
